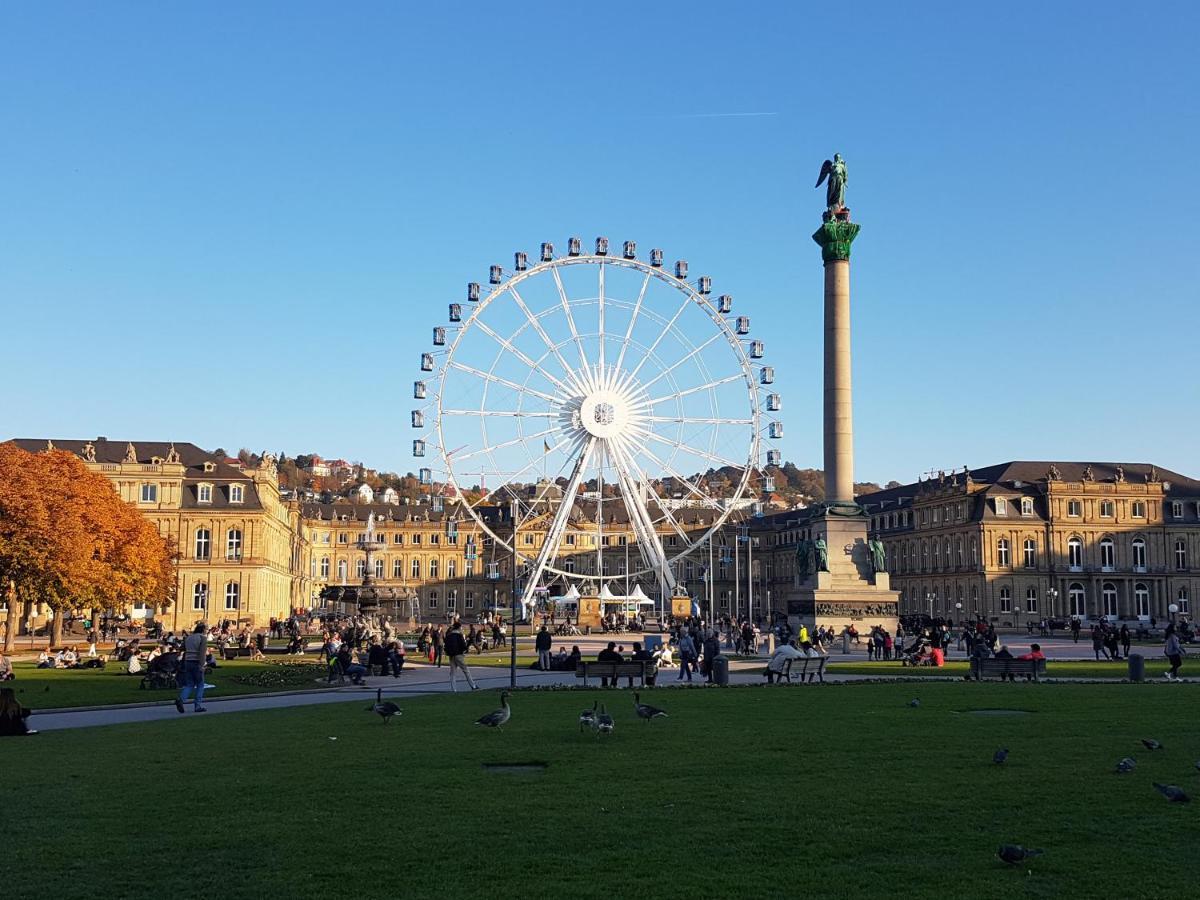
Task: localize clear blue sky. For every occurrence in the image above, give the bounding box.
[2,1,1197,484]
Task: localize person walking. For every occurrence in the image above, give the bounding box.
[1091,624,1108,661]
[444,621,478,692]
[1163,625,1185,680]
[174,622,209,714]
[1119,624,1132,660]
[1070,617,1081,643]
[431,625,445,667]
[676,631,696,682]
[535,625,552,671]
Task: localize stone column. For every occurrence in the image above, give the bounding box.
[813,216,860,503]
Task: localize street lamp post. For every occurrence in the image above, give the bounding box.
[1047,587,1059,621]
[1169,602,1180,630]
[955,602,962,626]
[926,591,933,624]
[1014,606,1021,633]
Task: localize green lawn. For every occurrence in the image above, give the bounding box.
[2,682,1197,899]
[827,659,1177,679]
[4,659,327,709]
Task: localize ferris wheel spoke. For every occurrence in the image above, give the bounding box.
[467,316,575,396]
[636,332,723,393]
[605,438,677,592]
[628,439,728,514]
[507,286,586,393]
[443,409,557,417]
[644,416,753,425]
[447,361,560,405]
[597,262,605,372]
[612,270,651,376]
[631,427,744,471]
[612,437,690,545]
[647,373,742,406]
[619,291,692,391]
[551,266,590,373]
[453,426,562,463]
[464,432,584,511]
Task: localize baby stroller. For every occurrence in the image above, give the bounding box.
[898,638,930,667]
[140,656,179,690]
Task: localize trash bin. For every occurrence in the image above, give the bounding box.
[1128,652,1145,682]
[842,633,850,655]
[712,654,730,685]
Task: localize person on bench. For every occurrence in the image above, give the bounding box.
[597,642,623,687]
[765,639,804,683]
[993,644,1016,681]
[631,642,656,687]
[1013,643,1046,681]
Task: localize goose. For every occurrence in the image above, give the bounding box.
[595,703,614,736]
[367,688,402,724]
[475,692,511,730]
[1141,738,1163,750]
[633,693,668,724]
[579,700,598,732]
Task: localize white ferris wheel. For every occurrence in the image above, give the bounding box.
[412,237,782,611]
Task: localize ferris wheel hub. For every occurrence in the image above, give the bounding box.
[576,386,638,439]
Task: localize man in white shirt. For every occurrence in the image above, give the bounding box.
[765,640,805,683]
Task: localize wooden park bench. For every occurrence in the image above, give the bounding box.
[970,657,1047,682]
[766,655,829,684]
[221,646,253,661]
[575,660,657,688]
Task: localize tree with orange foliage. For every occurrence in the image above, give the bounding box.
[0,443,176,649]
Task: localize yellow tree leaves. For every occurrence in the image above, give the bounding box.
[0,443,176,639]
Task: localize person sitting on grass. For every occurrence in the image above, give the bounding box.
[36,650,54,669]
[0,653,12,681]
[0,687,36,737]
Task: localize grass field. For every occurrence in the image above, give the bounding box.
[3,659,327,708]
[2,682,1197,900]
[826,659,1178,679]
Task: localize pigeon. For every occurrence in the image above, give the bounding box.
[1141,739,1163,751]
[1115,757,1137,774]
[909,699,920,708]
[993,748,1009,765]
[1153,783,1190,803]
[579,700,597,732]
[634,693,668,723]
[997,845,1043,866]
[595,703,614,736]
[475,692,511,730]
[366,688,401,724]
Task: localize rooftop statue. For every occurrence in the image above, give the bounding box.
[815,153,847,216]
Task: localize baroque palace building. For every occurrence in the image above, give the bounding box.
[856,461,1200,625]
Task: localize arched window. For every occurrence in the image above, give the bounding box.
[429,558,439,579]
[564,558,576,574]
[933,541,940,570]
[1102,582,1118,617]
[1135,582,1150,617]
[1023,538,1037,568]
[224,581,240,610]
[374,558,384,578]
[355,559,366,578]
[226,528,242,560]
[970,537,978,567]
[447,559,457,579]
[1099,538,1115,570]
[195,528,211,560]
[192,582,208,610]
[1175,539,1187,571]
[997,539,1010,567]
[1132,537,1146,571]
[955,538,963,568]
[1178,586,1190,614]
[411,558,421,579]
[320,557,330,578]
[999,586,1012,612]
[337,560,347,582]
[1069,582,1086,617]
[1068,537,1083,570]
[393,559,403,578]
[447,589,457,610]
[1026,585,1038,612]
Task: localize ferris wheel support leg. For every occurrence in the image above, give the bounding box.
[519,437,597,613]
[608,440,677,599]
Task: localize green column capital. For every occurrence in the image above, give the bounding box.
[812,219,861,263]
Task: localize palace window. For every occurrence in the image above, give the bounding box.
[447,559,457,579]
[465,591,475,609]
[338,533,348,545]
[524,534,534,545]
[429,534,439,545]
[1023,538,1037,568]
[374,559,384,578]
[1132,501,1146,518]
[411,559,421,579]
[198,484,212,503]
[225,528,241,560]
[356,560,366,578]
[1135,582,1150,617]
[999,587,1012,613]
[955,539,964,568]
[1172,501,1184,519]
[224,581,240,611]
[1026,586,1038,613]
[412,534,422,546]
[320,557,330,578]
[447,589,457,610]
[922,541,929,571]
[1175,539,1187,570]
[393,559,403,578]
[1021,498,1033,516]
[970,537,978,567]
[429,559,439,579]
[230,485,244,504]
[1067,499,1081,517]
[1069,582,1086,617]
[564,559,576,574]
[465,560,474,577]
[193,582,208,611]
[1068,537,1083,570]
[1178,586,1190,614]
[427,590,438,608]
[933,541,940,570]
[1100,538,1115,570]
[997,539,1010,567]
[1100,500,1114,517]
[995,497,1007,516]
[1102,582,1118,617]
[618,535,628,546]
[140,483,158,503]
[195,528,211,561]
[394,533,403,545]
[1132,537,1146,570]
[337,560,347,581]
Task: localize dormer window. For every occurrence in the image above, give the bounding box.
[230,484,244,504]
[1020,498,1033,516]
[202,461,216,473]
[198,484,213,503]
[995,497,1007,515]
